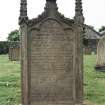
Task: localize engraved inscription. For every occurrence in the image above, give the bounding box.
[29,20,75,104]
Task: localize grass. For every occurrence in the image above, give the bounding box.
[84,55,105,105]
[0,55,105,105]
[0,55,21,105]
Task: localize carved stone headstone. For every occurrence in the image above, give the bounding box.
[95,36,105,71]
[19,0,84,105]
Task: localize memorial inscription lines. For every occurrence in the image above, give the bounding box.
[29,30,75,102]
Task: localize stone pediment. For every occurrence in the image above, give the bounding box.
[28,12,75,27]
[19,0,84,29]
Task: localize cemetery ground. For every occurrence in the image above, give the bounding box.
[0,55,105,105]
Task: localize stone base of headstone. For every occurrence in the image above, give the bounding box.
[95,65,105,72]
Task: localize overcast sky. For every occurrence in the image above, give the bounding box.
[0,0,105,41]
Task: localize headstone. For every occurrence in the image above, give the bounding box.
[95,36,105,71]
[83,47,91,55]
[9,41,20,61]
[19,0,84,105]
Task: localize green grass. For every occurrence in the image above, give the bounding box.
[84,55,105,105]
[0,55,105,105]
[0,55,21,105]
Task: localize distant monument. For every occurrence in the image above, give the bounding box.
[19,0,84,105]
[95,36,105,71]
[9,41,20,61]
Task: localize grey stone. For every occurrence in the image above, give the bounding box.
[95,36,105,71]
[8,41,20,61]
[19,0,84,105]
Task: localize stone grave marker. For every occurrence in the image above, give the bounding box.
[9,41,20,61]
[19,0,84,105]
[95,36,105,71]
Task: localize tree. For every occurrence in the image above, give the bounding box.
[99,26,105,32]
[7,30,20,41]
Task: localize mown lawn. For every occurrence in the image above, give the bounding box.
[84,55,105,105]
[0,55,105,105]
[0,55,21,105]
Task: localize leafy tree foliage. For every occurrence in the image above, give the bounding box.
[7,30,20,41]
[99,26,105,32]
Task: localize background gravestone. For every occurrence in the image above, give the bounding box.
[19,0,84,105]
[9,41,20,61]
[95,36,105,71]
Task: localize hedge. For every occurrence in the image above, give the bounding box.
[0,41,9,54]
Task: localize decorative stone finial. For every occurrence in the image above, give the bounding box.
[46,0,56,2]
[45,0,58,17]
[19,0,28,24]
[74,0,84,24]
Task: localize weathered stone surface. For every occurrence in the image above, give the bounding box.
[9,47,20,61]
[9,41,20,61]
[19,0,84,105]
[95,36,105,71]
[29,20,74,104]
